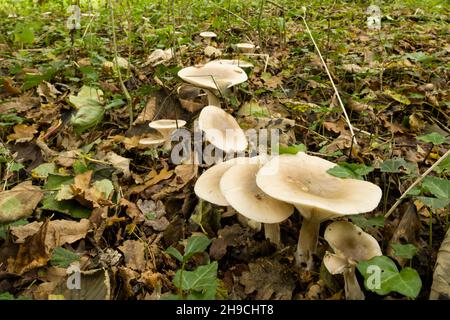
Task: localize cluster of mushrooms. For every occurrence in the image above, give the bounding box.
[142,32,385,300]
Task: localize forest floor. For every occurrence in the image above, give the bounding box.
[0,0,449,300]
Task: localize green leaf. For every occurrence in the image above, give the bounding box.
[50,247,80,268]
[416,196,450,210]
[391,243,417,259]
[42,193,91,219]
[183,235,211,262]
[173,262,218,294]
[384,90,411,105]
[434,155,450,174]
[421,176,450,199]
[358,256,422,298]
[0,292,30,300]
[350,215,384,230]
[380,158,408,173]
[166,247,184,263]
[0,219,28,240]
[277,144,307,155]
[92,179,114,199]
[32,163,57,179]
[417,132,446,145]
[327,162,373,180]
[68,86,104,110]
[9,162,25,172]
[44,174,74,190]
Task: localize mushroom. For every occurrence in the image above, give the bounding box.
[206,59,253,70]
[199,31,217,45]
[194,156,265,231]
[324,221,382,300]
[148,119,187,150]
[256,152,382,269]
[236,43,256,54]
[139,137,166,148]
[220,161,294,246]
[178,63,247,108]
[198,105,247,153]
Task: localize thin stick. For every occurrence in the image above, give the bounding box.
[385,149,450,218]
[300,12,357,145]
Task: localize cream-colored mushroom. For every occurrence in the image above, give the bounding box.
[236,43,256,54]
[148,119,186,150]
[256,152,382,269]
[200,31,217,45]
[220,161,294,247]
[178,63,247,108]
[139,137,166,148]
[206,59,253,70]
[198,105,247,153]
[324,221,382,300]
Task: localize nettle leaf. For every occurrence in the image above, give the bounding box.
[327,162,373,180]
[380,158,408,173]
[173,262,218,294]
[184,235,212,262]
[391,243,417,259]
[417,132,446,145]
[350,215,384,230]
[421,176,450,200]
[50,247,80,268]
[357,256,422,298]
[277,144,307,155]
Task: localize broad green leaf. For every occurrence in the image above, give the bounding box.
[50,247,80,268]
[416,196,450,210]
[166,246,184,263]
[277,144,307,155]
[173,262,218,293]
[417,132,446,145]
[434,155,450,174]
[393,267,422,298]
[31,163,57,179]
[42,193,91,219]
[380,158,408,173]
[391,243,417,259]
[184,235,212,262]
[68,86,104,110]
[44,174,74,190]
[71,105,105,133]
[327,162,373,180]
[350,215,384,230]
[421,176,450,199]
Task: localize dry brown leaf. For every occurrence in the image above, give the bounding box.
[0,181,43,223]
[128,166,174,195]
[104,151,131,178]
[2,78,21,95]
[7,124,38,143]
[134,97,156,124]
[430,228,450,299]
[119,240,146,271]
[0,96,39,114]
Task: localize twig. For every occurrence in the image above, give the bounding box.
[385,149,450,218]
[300,11,358,145]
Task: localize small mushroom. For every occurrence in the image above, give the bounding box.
[236,43,256,54]
[324,221,382,300]
[199,31,217,45]
[220,161,294,246]
[148,119,186,150]
[139,137,166,148]
[198,105,247,153]
[256,152,382,269]
[178,63,247,107]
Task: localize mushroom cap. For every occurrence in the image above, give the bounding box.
[236,43,256,52]
[200,31,217,39]
[178,63,248,93]
[194,156,267,206]
[206,59,253,69]
[198,105,248,153]
[255,152,382,220]
[139,137,166,147]
[220,162,294,223]
[324,221,382,263]
[149,119,186,130]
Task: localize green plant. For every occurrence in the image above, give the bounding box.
[165,234,220,299]
[327,162,374,180]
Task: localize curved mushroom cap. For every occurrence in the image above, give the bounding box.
[200,31,217,39]
[236,43,256,53]
[178,63,248,93]
[256,152,382,220]
[324,221,382,263]
[194,156,267,206]
[220,162,294,223]
[198,106,248,153]
[206,59,253,69]
[139,137,166,147]
[149,119,186,130]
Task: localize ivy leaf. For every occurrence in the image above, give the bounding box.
[357,256,422,298]
[184,235,211,262]
[417,132,446,145]
[50,247,80,268]
[166,247,184,263]
[421,176,450,199]
[173,262,218,294]
[390,243,417,259]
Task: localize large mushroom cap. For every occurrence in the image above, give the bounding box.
[194,156,267,206]
[236,43,256,53]
[198,105,248,153]
[324,221,382,263]
[256,152,382,220]
[220,162,294,223]
[178,63,248,93]
[206,59,254,69]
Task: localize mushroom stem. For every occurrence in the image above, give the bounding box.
[295,214,321,270]
[343,266,365,300]
[204,89,221,108]
[264,223,281,247]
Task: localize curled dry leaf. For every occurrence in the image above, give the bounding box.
[210,224,254,260]
[104,151,131,178]
[0,181,43,223]
[430,228,450,300]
